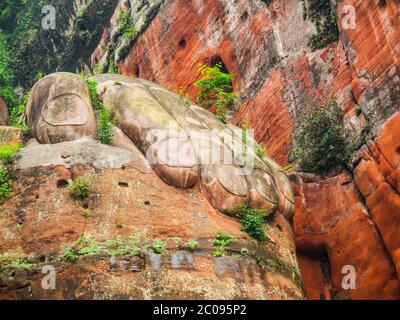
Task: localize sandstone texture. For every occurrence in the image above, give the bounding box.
[25,73,97,144]
[0,161,303,300]
[0,73,303,300]
[113,0,400,299]
[293,172,400,300]
[1,0,399,300]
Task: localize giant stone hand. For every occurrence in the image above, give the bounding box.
[26,72,295,220]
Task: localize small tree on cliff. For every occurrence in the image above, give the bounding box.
[292,101,351,174]
[195,63,240,122]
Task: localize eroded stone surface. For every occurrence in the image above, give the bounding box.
[0,165,304,300]
[25,73,97,144]
[15,137,134,170]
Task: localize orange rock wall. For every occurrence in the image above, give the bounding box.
[115,0,400,299]
[293,171,400,300]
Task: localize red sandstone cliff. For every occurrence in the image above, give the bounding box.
[104,0,400,300]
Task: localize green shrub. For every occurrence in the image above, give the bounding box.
[236,204,272,242]
[63,238,101,262]
[63,235,142,262]
[211,232,234,257]
[98,107,114,145]
[0,252,35,279]
[81,209,91,219]
[106,235,139,256]
[256,145,267,159]
[0,144,22,164]
[117,11,138,41]
[151,239,166,254]
[0,32,18,111]
[0,165,11,204]
[69,178,91,200]
[292,101,350,174]
[186,239,198,252]
[195,63,240,122]
[301,0,339,51]
[77,238,102,256]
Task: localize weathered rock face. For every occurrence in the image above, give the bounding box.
[0,163,303,299]
[120,0,318,164]
[292,172,400,300]
[338,0,400,133]
[0,72,303,300]
[114,0,400,299]
[353,110,400,280]
[0,0,118,88]
[25,73,97,144]
[291,107,400,300]
[94,74,295,216]
[1,0,399,300]
[119,0,399,164]
[91,0,165,71]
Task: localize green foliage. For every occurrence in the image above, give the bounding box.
[151,239,166,254]
[236,204,272,242]
[106,236,139,256]
[301,0,339,51]
[0,251,35,279]
[63,235,142,262]
[292,101,350,174]
[195,63,240,122]
[0,31,18,110]
[63,245,78,262]
[215,91,239,122]
[0,165,11,204]
[69,178,91,200]
[0,1,117,90]
[186,239,198,252]
[211,232,234,257]
[256,255,304,289]
[77,238,102,256]
[108,58,120,74]
[240,247,249,256]
[256,145,267,159]
[63,237,101,262]
[81,73,115,145]
[82,73,103,111]
[9,91,30,128]
[81,209,91,219]
[98,107,114,145]
[0,144,22,165]
[283,163,296,172]
[117,10,138,41]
